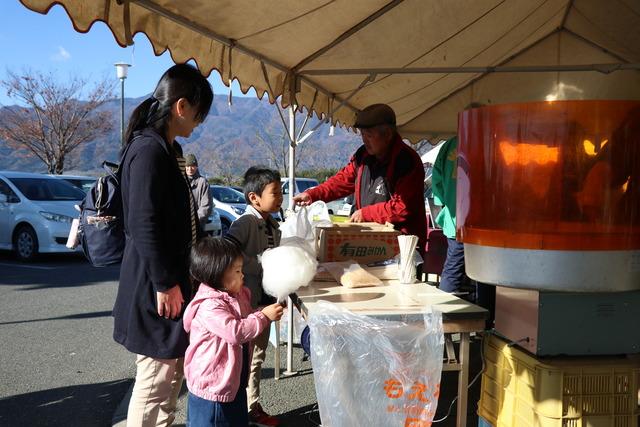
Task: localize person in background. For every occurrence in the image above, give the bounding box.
[183,237,283,426]
[292,103,427,252]
[432,132,495,324]
[113,63,213,426]
[185,153,213,229]
[225,166,283,426]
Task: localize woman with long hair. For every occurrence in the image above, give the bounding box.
[112,63,213,426]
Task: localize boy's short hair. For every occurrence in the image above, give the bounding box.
[190,237,242,290]
[243,166,281,202]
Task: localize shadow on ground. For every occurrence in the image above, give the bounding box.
[0,251,120,290]
[0,378,132,427]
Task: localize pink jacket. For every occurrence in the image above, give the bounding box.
[183,284,269,402]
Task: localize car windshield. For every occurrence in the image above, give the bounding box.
[64,178,95,193]
[297,180,318,192]
[211,186,246,204]
[9,177,85,201]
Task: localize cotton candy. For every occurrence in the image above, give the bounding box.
[262,243,318,302]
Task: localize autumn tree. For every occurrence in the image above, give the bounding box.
[0,69,114,174]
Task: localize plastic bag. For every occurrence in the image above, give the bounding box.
[323,261,383,288]
[280,201,332,257]
[308,301,444,427]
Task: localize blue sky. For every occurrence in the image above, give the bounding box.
[0,1,255,105]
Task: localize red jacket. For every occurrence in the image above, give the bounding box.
[307,134,427,250]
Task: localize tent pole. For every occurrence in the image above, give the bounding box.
[284,104,297,376]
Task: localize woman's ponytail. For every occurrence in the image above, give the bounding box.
[123,97,155,148]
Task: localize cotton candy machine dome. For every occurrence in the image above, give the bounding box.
[457,100,640,292]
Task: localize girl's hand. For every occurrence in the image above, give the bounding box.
[157,285,184,319]
[261,303,284,321]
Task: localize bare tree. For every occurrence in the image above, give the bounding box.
[0,69,115,174]
[208,150,237,185]
[255,129,312,175]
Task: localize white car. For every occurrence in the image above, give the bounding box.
[280,177,319,211]
[54,174,97,193]
[204,208,222,236]
[0,171,85,261]
[210,185,247,235]
[326,195,354,217]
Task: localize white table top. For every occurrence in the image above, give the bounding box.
[295,280,488,333]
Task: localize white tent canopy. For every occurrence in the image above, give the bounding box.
[20,0,640,143]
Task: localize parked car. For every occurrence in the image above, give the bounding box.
[280,177,319,211]
[204,208,222,236]
[0,171,85,261]
[326,195,354,217]
[54,174,97,193]
[209,185,247,235]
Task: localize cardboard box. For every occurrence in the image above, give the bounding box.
[316,222,400,263]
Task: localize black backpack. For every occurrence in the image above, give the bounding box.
[78,143,133,267]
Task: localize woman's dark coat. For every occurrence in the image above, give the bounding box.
[113,128,194,359]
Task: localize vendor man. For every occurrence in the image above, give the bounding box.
[293,103,427,250]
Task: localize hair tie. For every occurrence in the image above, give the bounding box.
[146,96,162,124]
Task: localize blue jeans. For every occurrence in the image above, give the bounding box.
[187,392,249,427]
[439,238,467,293]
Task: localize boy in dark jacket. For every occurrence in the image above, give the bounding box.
[225,166,283,426]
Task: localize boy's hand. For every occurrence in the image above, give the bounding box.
[261,303,284,321]
[292,192,312,206]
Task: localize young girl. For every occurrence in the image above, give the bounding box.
[184,237,284,426]
[113,63,213,426]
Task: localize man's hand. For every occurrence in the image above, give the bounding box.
[292,192,312,206]
[349,209,365,223]
[157,285,184,319]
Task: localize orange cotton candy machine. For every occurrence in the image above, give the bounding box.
[457,100,640,292]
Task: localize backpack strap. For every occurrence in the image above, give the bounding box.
[100,135,138,182]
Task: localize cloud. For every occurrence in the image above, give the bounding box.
[51,46,71,62]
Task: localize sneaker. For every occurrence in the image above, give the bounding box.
[249,403,280,427]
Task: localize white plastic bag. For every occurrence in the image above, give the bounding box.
[308,301,444,427]
[280,201,332,257]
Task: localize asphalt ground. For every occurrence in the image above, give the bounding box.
[0,251,482,427]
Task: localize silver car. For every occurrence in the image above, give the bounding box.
[210,185,247,236]
[0,171,84,261]
[204,208,222,236]
[54,174,97,193]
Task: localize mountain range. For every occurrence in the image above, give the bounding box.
[0,94,363,179]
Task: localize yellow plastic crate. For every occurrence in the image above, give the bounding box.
[478,334,640,427]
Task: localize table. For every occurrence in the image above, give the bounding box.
[293,279,488,427]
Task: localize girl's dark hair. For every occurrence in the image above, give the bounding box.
[124,63,213,146]
[243,166,281,202]
[190,237,242,291]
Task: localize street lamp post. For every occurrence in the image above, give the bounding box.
[114,62,131,146]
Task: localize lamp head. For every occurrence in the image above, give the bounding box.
[114,62,131,79]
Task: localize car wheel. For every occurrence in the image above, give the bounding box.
[14,225,39,262]
[220,219,231,236]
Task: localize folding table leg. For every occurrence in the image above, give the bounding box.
[456,332,470,427]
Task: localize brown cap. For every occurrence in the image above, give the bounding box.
[353,103,396,129]
[185,154,198,166]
